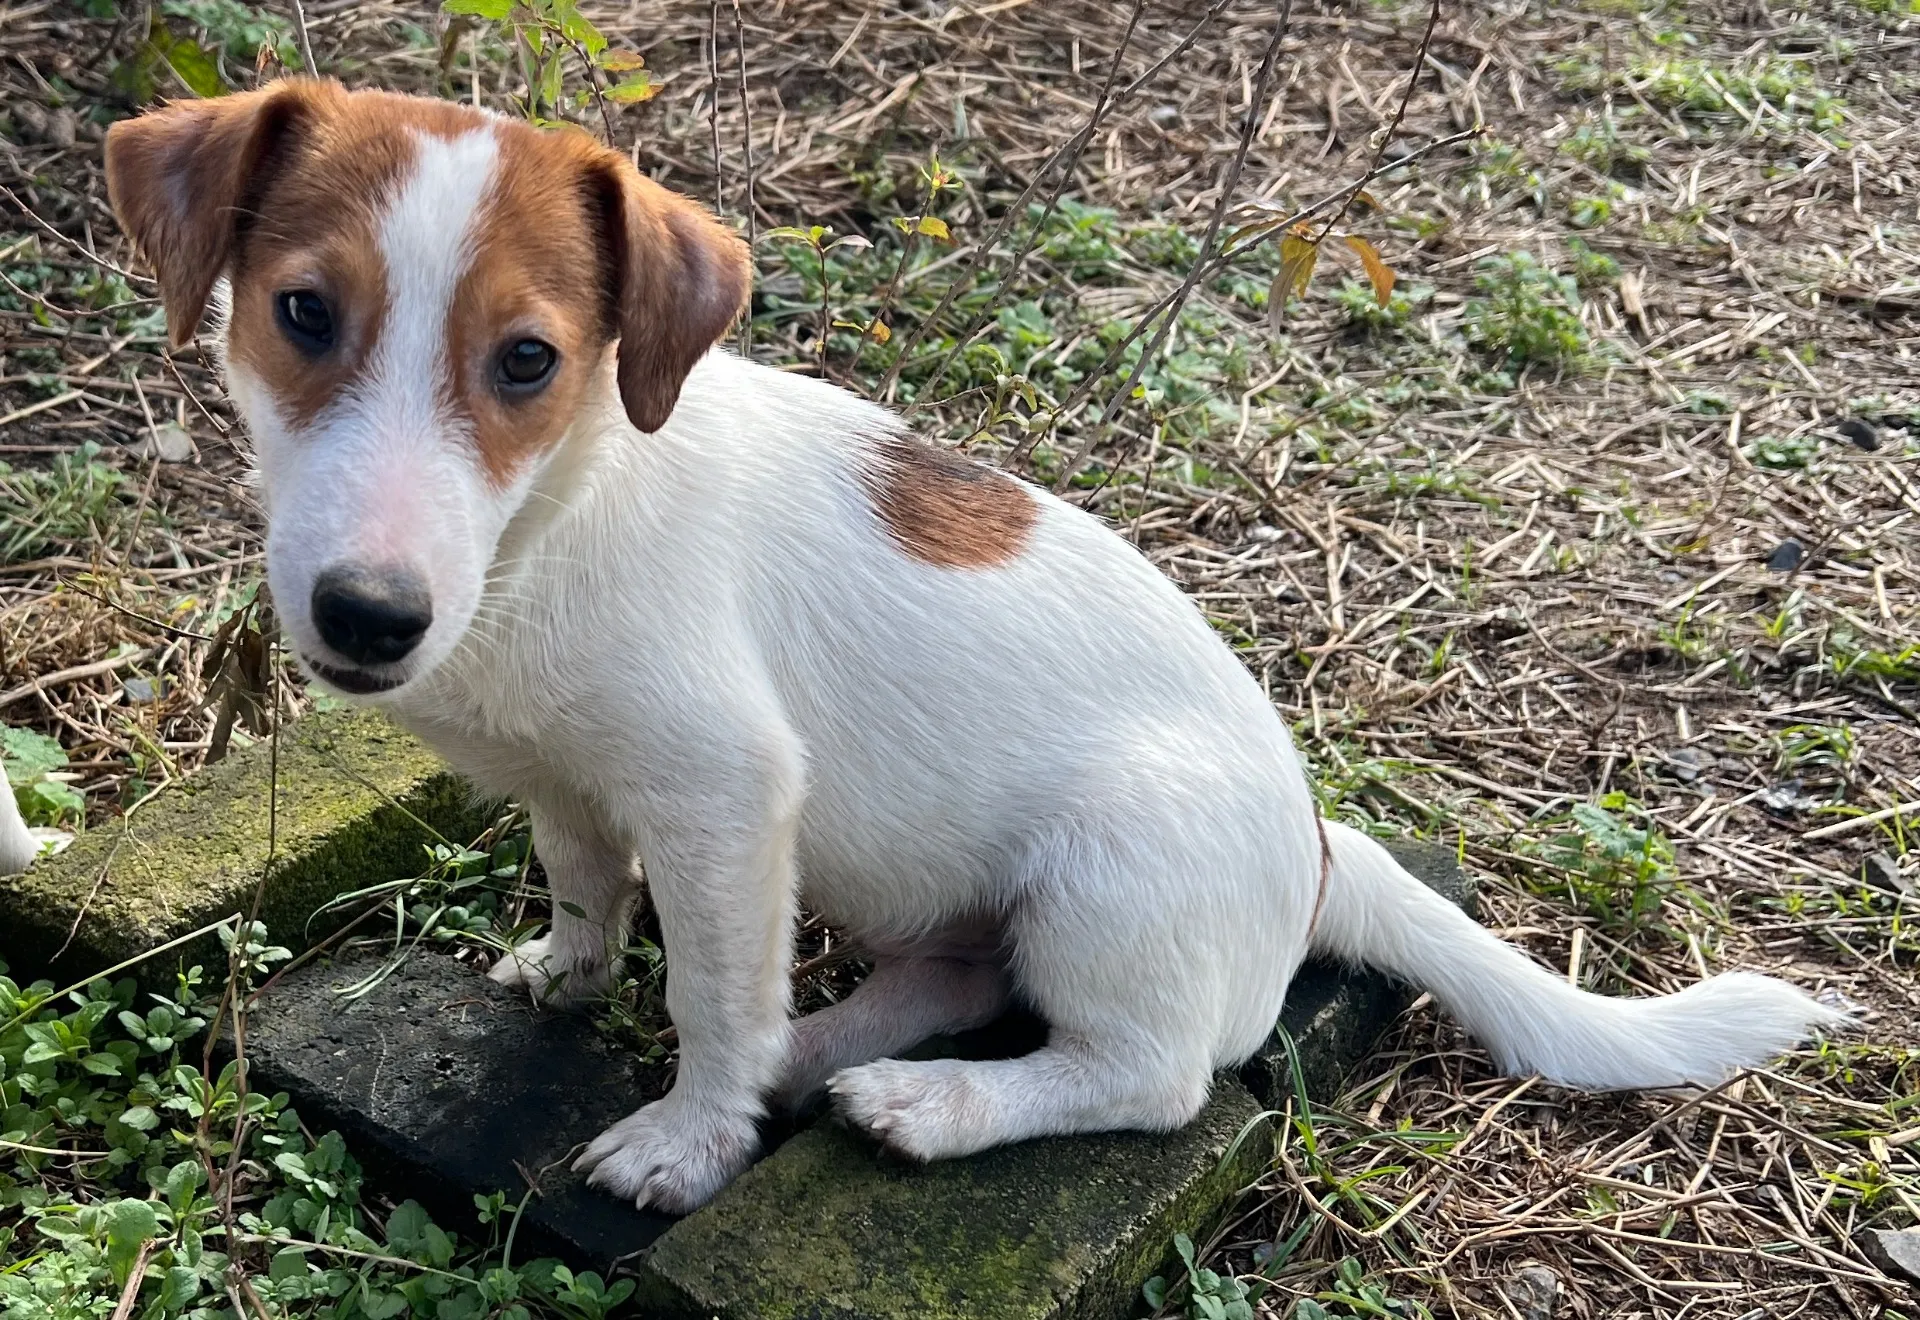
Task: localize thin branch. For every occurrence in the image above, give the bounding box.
[730,0,757,358]
[1311,0,1443,244]
[1053,0,1298,491]
[707,0,725,218]
[288,0,315,75]
[886,0,1151,406]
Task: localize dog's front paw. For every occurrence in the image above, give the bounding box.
[486,934,612,1005]
[828,1058,982,1162]
[572,1097,758,1213]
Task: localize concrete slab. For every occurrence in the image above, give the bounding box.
[0,708,489,986]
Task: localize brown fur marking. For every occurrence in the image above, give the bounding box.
[1308,812,1331,940]
[863,435,1038,568]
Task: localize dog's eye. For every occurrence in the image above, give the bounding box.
[497,339,558,391]
[275,290,334,350]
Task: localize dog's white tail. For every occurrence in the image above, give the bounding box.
[1310,819,1846,1090]
[0,782,36,877]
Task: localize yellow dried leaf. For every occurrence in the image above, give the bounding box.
[1268,229,1320,334]
[605,72,658,104]
[915,216,951,241]
[598,49,646,72]
[1343,234,1396,308]
[868,320,891,344]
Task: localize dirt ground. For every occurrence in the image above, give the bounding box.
[2,0,1918,1316]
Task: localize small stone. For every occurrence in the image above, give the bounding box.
[44,108,77,151]
[139,421,195,463]
[1767,538,1804,572]
[1836,417,1881,451]
[1664,747,1705,782]
[1862,852,1912,895]
[1859,1227,1920,1283]
[1501,1265,1560,1320]
[1147,104,1182,130]
[122,677,164,705]
[1758,778,1822,816]
[14,103,48,144]
[1247,524,1284,543]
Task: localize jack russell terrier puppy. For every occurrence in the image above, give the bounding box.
[96,78,1840,1213]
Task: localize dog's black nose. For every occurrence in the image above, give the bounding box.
[311,565,432,666]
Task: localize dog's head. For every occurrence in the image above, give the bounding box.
[104,79,748,696]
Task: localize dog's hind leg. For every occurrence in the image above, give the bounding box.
[775,955,1011,1112]
[828,816,1288,1160]
[488,796,639,1003]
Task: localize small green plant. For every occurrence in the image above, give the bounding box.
[1296,1257,1434,1319]
[1527,794,1678,933]
[1773,723,1857,776]
[1332,279,1431,331]
[1141,1232,1260,1319]
[0,935,637,1320]
[762,224,877,371]
[1559,114,1651,178]
[1747,431,1821,470]
[1,724,83,828]
[442,0,653,127]
[1567,237,1620,287]
[0,443,129,565]
[1462,252,1590,368]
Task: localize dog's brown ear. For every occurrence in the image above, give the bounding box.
[105,79,338,349]
[593,158,750,434]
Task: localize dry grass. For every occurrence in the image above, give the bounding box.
[2,0,1918,1315]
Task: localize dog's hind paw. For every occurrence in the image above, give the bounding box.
[486,934,612,1005]
[828,1058,984,1162]
[573,1096,758,1213]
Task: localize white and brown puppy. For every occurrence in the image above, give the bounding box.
[102,79,1840,1214]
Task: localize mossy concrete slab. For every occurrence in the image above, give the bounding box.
[639,838,1470,1320]
[637,1084,1270,1320]
[241,837,1466,1320]
[245,949,679,1267]
[0,708,488,985]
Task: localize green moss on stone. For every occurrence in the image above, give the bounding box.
[637,1083,1270,1320]
[0,708,490,985]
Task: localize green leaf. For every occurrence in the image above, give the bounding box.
[269,1247,309,1284]
[557,901,588,919]
[1,725,66,783]
[762,227,815,243]
[106,1198,158,1285]
[1174,1232,1198,1271]
[386,1200,432,1252]
[443,0,513,15]
[119,1105,159,1132]
[155,27,229,99]
[551,0,605,56]
[538,49,564,112]
[21,777,84,826]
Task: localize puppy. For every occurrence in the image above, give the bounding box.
[102,79,1841,1213]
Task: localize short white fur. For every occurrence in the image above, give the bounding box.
[106,111,1849,1215]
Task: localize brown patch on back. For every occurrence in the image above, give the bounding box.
[862,435,1038,568]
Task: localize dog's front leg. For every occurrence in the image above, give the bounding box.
[573,749,801,1213]
[488,797,638,1004]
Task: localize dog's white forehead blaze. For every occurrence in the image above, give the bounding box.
[369,126,501,441]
